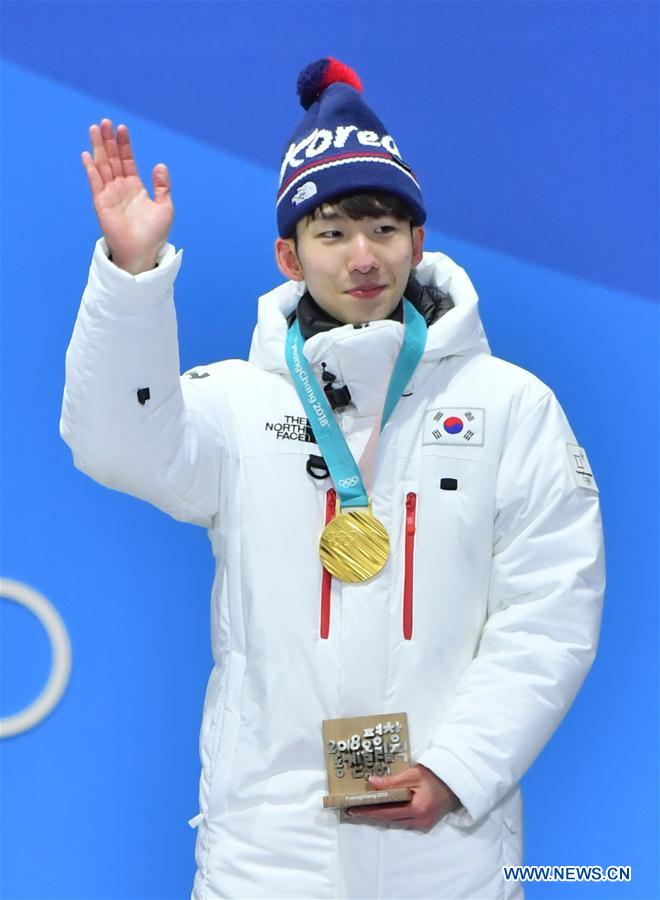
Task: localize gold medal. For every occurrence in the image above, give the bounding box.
[319,499,390,583]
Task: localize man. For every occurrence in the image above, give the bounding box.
[61,57,605,899]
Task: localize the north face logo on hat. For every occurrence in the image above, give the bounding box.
[291,181,318,205]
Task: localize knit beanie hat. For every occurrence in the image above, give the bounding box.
[276,57,426,238]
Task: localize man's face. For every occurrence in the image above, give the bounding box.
[275,208,425,325]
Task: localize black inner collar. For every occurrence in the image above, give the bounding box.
[286,273,454,341]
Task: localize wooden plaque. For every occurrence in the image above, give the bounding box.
[322,712,412,809]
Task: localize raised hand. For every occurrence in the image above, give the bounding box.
[81,119,174,274]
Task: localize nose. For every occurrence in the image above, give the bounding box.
[347,233,380,274]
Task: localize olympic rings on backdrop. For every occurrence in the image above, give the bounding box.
[0,578,72,738]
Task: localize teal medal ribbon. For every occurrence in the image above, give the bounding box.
[285,298,427,509]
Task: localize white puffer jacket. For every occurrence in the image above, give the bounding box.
[60,237,605,900]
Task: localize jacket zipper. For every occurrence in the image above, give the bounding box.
[403,492,417,640]
[320,488,337,639]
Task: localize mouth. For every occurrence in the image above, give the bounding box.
[346,285,386,299]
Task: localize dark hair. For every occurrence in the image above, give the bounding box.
[292,190,414,251]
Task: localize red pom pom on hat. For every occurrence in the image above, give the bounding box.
[320,58,363,94]
[297,57,363,110]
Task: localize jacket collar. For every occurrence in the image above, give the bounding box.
[248,251,491,420]
[286,270,454,341]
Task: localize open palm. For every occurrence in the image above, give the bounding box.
[82,118,173,272]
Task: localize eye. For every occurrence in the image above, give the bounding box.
[318,230,342,239]
[375,225,396,234]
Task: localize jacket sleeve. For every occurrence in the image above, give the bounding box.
[416,388,605,827]
[59,236,227,529]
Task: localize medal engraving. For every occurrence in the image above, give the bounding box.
[319,507,390,582]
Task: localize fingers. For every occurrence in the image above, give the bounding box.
[345,800,430,829]
[99,119,124,179]
[85,118,139,186]
[347,808,414,821]
[346,799,414,820]
[88,121,113,185]
[116,123,138,178]
[366,771,420,793]
[80,149,104,198]
[152,162,171,203]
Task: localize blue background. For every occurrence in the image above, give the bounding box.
[1,2,658,898]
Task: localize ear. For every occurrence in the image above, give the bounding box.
[411,225,425,268]
[274,237,305,282]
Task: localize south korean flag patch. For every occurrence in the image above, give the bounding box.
[566,443,599,492]
[423,408,485,446]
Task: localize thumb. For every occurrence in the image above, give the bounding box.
[368,767,417,790]
[152,163,171,202]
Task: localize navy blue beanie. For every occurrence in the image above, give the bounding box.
[277,57,426,239]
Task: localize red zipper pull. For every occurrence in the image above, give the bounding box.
[320,488,337,639]
[403,492,417,640]
[326,488,337,522]
[406,492,417,534]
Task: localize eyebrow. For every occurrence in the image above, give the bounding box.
[313,211,345,222]
[311,211,395,225]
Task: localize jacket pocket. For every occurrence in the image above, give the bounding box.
[320,488,336,639]
[403,492,417,640]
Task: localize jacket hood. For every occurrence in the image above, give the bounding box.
[248,250,491,376]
